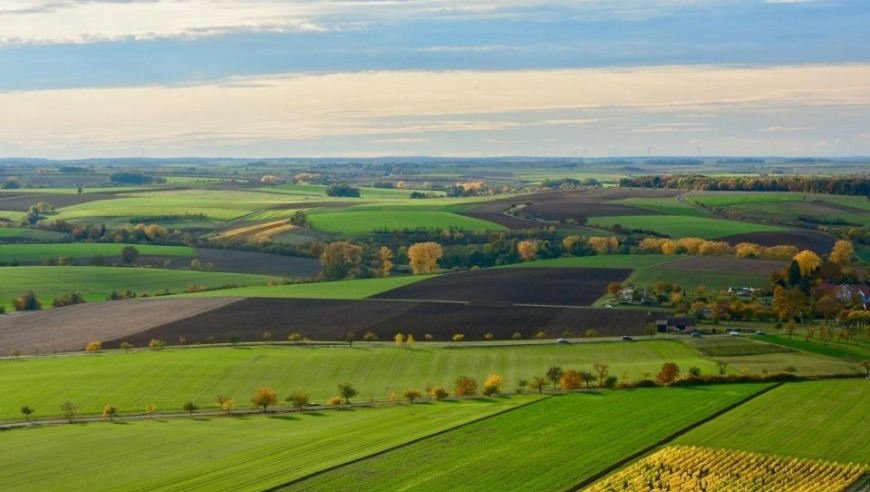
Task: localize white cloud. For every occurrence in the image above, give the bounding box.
[759,126,815,132]
[2,64,869,157]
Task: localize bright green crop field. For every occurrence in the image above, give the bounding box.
[675,380,870,464]
[0,243,196,263]
[587,215,785,239]
[0,397,535,492]
[307,209,506,235]
[0,341,716,422]
[629,267,771,293]
[289,384,770,492]
[179,275,432,300]
[0,227,69,242]
[0,266,278,310]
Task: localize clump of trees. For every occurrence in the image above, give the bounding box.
[12,291,41,311]
[326,184,360,197]
[53,292,86,308]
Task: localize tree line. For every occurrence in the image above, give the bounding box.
[619,174,870,196]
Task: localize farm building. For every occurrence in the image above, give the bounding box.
[656,316,697,333]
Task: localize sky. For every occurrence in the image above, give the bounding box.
[0,0,869,159]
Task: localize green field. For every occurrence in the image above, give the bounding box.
[629,267,771,293]
[587,215,785,239]
[290,385,770,492]
[0,266,279,310]
[0,227,69,242]
[675,380,870,464]
[307,209,506,235]
[1,341,717,422]
[179,275,432,300]
[611,197,711,217]
[755,334,870,361]
[0,244,196,263]
[0,397,533,492]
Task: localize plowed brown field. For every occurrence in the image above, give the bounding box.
[462,188,680,227]
[372,267,631,306]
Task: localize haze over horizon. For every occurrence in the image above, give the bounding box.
[1,0,869,160]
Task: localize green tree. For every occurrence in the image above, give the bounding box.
[286,391,311,410]
[546,365,564,389]
[251,387,278,413]
[530,376,547,394]
[337,383,358,404]
[60,400,77,423]
[12,291,41,311]
[181,401,199,417]
[430,386,449,400]
[592,362,610,387]
[103,404,118,421]
[20,405,34,422]
[402,388,422,403]
[580,370,596,388]
[121,246,140,265]
[214,395,233,414]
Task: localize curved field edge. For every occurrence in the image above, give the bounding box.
[0,397,537,492]
[286,384,770,492]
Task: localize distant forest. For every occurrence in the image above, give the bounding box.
[619,175,870,196]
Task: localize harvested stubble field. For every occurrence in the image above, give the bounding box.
[288,385,769,492]
[0,298,244,354]
[372,267,632,306]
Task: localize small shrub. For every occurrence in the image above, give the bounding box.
[326,396,343,406]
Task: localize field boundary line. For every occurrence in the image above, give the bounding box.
[261,395,552,492]
[564,381,785,492]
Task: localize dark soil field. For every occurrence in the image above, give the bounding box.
[107,298,652,346]
[195,249,321,277]
[372,267,632,306]
[719,230,837,254]
[651,256,787,275]
[0,192,119,212]
[462,188,680,228]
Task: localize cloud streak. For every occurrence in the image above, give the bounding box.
[1,64,869,157]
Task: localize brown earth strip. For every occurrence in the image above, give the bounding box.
[372,267,632,306]
[195,249,321,277]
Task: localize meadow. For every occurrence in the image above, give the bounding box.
[180,275,432,300]
[1,341,719,422]
[0,226,68,242]
[674,379,870,463]
[0,243,196,264]
[288,385,769,491]
[0,266,278,310]
[307,209,506,235]
[0,397,534,492]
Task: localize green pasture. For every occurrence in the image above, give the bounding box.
[0,244,196,264]
[755,334,870,361]
[51,189,302,223]
[307,209,506,235]
[587,215,785,239]
[0,266,279,310]
[688,192,807,208]
[180,275,432,300]
[675,380,870,464]
[629,267,771,293]
[0,397,533,492]
[0,227,68,242]
[291,385,770,492]
[1,341,717,422]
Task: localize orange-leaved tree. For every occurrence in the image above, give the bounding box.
[407,242,443,274]
[251,387,278,413]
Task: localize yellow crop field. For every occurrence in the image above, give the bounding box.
[584,446,867,492]
[213,220,297,240]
